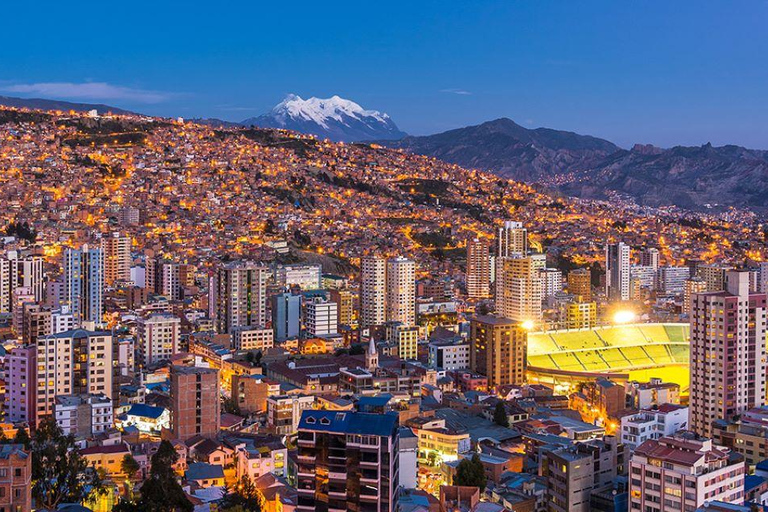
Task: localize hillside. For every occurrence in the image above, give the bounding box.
[0,95,134,115]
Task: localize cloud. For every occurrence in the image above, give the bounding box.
[0,81,173,103]
[439,88,472,96]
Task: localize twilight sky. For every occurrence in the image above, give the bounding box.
[2,0,767,148]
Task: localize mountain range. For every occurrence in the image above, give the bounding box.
[381,118,768,213]
[0,95,134,115]
[242,94,406,142]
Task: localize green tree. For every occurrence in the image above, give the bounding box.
[454,454,487,492]
[493,401,510,427]
[31,417,106,510]
[121,454,141,481]
[13,427,31,449]
[220,475,263,512]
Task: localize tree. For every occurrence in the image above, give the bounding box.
[220,475,263,512]
[116,440,192,512]
[13,427,31,449]
[493,401,510,427]
[31,417,106,510]
[454,454,487,492]
[223,396,242,416]
[121,454,141,481]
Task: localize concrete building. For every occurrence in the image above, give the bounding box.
[386,256,416,326]
[329,288,354,328]
[683,277,707,316]
[470,315,527,389]
[54,393,113,438]
[296,410,400,512]
[496,220,528,258]
[567,268,592,302]
[689,271,767,438]
[231,325,274,352]
[659,266,691,294]
[361,255,387,329]
[428,338,470,371]
[466,237,491,299]
[137,312,180,366]
[170,366,220,440]
[540,267,563,301]
[620,404,689,451]
[232,374,280,415]
[267,394,315,435]
[697,264,732,293]
[606,242,631,302]
[496,254,545,324]
[626,378,681,410]
[6,345,36,425]
[216,261,267,334]
[275,264,322,290]
[101,232,132,286]
[63,244,104,325]
[0,444,31,512]
[540,436,626,512]
[35,329,113,425]
[629,434,745,511]
[303,297,338,337]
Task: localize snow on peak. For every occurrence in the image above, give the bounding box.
[271,94,390,129]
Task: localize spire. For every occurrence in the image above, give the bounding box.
[366,337,378,372]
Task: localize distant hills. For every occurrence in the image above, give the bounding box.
[0,95,134,115]
[242,94,407,142]
[381,118,768,213]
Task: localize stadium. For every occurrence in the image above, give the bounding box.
[526,323,690,395]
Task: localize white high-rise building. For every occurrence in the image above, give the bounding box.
[304,297,338,337]
[360,255,386,329]
[466,237,491,299]
[275,264,322,290]
[496,253,545,323]
[137,312,180,366]
[216,261,268,334]
[63,245,104,325]
[386,257,416,326]
[689,270,767,438]
[539,267,563,301]
[0,251,45,312]
[605,242,631,301]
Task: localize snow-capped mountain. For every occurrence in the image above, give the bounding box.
[242,94,407,142]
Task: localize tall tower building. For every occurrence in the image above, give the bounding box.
[496,220,527,258]
[496,254,544,323]
[35,329,113,425]
[170,366,220,440]
[360,255,386,328]
[137,312,180,366]
[216,261,267,334]
[63,245,104,325]
[386,257,416,326]
[682,277,706,316]
[296,410,399,512]
[697,263,732,293]
[567,268,592,301]
[640,247,660,271]
[272,292,302,341]
[101,232,131,286]
[689,270,767,438]
[6,345,36,425]
[466,237,491,299]
[470,315,527,388]
[0,251,45,312]
[605,242,631,302]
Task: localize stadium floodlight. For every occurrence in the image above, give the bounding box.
[613,310,636,324]
[521,320,535,331]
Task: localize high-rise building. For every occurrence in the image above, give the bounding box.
[640,247,660,271]
[496,254,544,323]
[35,329,113,425]
[386,322,419,361]
[296,410,400,512]
[470,315,527,389]
[329,289,354,328]
[605,242,631,301]
[386,257,416,326]
[159,261,181,300]
[232,326,274,352]
[697,263,732,293]
[272,292,301,342]
[275,264,322,290]
[466,237,491,299]
[101,232,132,286]
[303,297,338,337]
[267,394,316,435]
[21,303,51,345]
[564,300,597,330]
[567,268,592,301]
[689,270,767,438]
[629,434,745,511]
[361,255,387,329]
[6,345,36,425]
[658,266,691,294]
[0,251,45,312]
[54,393,113,438]
[539,267,563,301]
[63,245,104,325]
[216,261,267,334]
[759,261,768,294]
[170,366,220,440]
[496,220,527,258]
[683,277,707,316]
[137,312,180,366]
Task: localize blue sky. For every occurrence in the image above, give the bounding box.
[2,1,767,148]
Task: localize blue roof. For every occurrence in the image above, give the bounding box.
[298,410,398,438]
[126,404,165,419]
[757,459,768,471]
[185,462,225,481]
[357,394,392,407]
[745,474,766,491]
